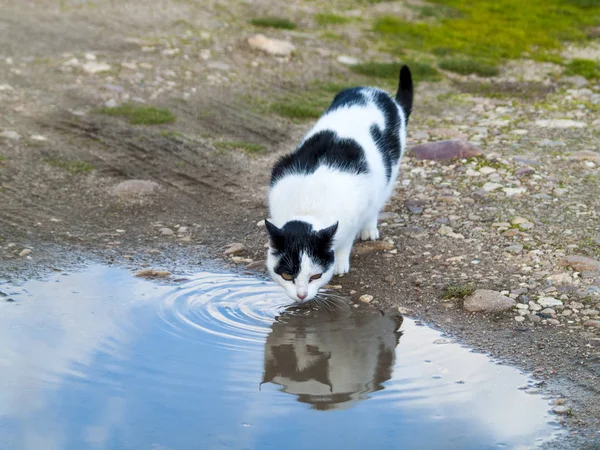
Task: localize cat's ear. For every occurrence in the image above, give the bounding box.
[265,219,283,248]
[318,221,339,243]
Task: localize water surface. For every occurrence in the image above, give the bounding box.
[0,266,560,449]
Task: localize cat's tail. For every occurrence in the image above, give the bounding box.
[395,65,413,124]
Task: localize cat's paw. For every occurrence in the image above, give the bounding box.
[333,259,350,276]
[360,227,379,241]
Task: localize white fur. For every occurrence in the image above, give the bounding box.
[268,88,407,299]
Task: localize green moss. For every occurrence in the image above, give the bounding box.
[97,104,175,125]
[0,156,6,162]
[350,61,441,81]
[564,58,600,80]
[47,159,95,174]
[443,283,475,299]
[250,17,296,30]
[215,140,266,154]
[374,1,600,62]
[315,13,351,25]
[439,57,499,77]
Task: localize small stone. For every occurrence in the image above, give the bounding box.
[562,75,589,87]
[19,249,31,257]
[515,316,525,322]
[161,48,180,56]
[551,406,571,415]
[538,297,563,308]
[337,55,359,65]
[505,244,523,254]
[536,119,587,128]
[481,182,503,192]
[547,272,573,286]
[231,256,253,264]
[583,320,600,328]
[463,289,515,313]
[135,269,171,279]
[224,243,246,255]
[570,150,600,162]
[104,98,119,108]
[178,226,188,234]
[438,225,464,239]
[561,309,573,316]
[359,294,373,304]
[0,84,14,91]
[515,168,535,177]
[82,61,112,74]
[529,302,542,311]
[256,220,266,227]
[248,34,295,57]
[246,260,266,270]
[159,228,174,236]
[528,314,542,323]
[199,49,211,60]
[409,140,483,161]
[0,130,21,140]
[548,319,560,326]
[378,211,398,221]
[570,301,585,310]
[111,180,159,198]
[515,303,529,310]
[354,240,395,255]
[541,308,556,315]
[561,255,600,272]
[479,166,496,175]
[503,187,527,197]
[581,309,600,316]
[404,199,425,214]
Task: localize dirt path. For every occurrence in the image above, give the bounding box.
[1,1,600,447]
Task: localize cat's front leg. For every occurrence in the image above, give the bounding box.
[333,245,352,275]
[360,216,379,241]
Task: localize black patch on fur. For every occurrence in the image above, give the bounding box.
[327,87,368,112]
[396,65,413,124]
[270,131,368,186]
[266,220,337,278]
[370,90,402,180]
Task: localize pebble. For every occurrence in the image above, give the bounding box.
[503,187,527,197]
[570,150,600,162]
[548,319,560,326]
[583,320,600,328]
[19,249,31,257]
[529,301,542,311]
[0,130,21,140]
[135,269,171,279]
[409,140,483,161]
[378,211,398,221]
[224,243,246,255]
[541,308,556,315]
[111,180,159,198]
[0,84,14,91]
[82,61,112,74]
[479,167,496,175]
[538,297,563,308]
[581,309,599,316]
[528,314,542,323]
[337,55,359,65]
[505,244,523,254]
[547,272,573,285]
[359,294,373,304]
[481,182,503,193]
[551,406,571,415]
[561,255,600,273]
[159,228,174,236]
[438,225,464,239]
[463,289,515,313]
[246,260,266,270]
[404,199,425,214]
[354,240,395,255]
[248,34,295,57]
[535,119,587,128]
[515,316,525,322]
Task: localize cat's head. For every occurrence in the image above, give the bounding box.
[265,220,338,302]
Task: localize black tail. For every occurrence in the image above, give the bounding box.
[395,65,413,123]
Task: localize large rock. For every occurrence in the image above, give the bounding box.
[560,255,600,273]
[463,289,515,313]
[408,140,483,161]
[111,179,159,198]
[248,34,295,57]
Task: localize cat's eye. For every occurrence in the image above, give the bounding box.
[309,274,322,282]
[281,273,294,281]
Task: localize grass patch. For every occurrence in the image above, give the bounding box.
[0,156,6,162]
[315,13,351,25]
[564,58,600,80]
[350,61,441,82]
[270,91,332,120]
[97,104,175,125]
[439,57,499,77]
[374,1,600,62]
[250,17,296,30]
[215,140,266,155]
[443,283,476,300]
[47,159,95,174]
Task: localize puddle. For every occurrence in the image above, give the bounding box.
[0,266,561,449]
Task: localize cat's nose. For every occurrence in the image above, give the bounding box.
[297,292,307,300]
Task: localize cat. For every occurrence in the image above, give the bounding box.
[265,65,413,302]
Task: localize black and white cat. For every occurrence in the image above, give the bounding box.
[266,66,413,302]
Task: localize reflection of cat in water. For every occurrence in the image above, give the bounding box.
[261,306,403,411]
